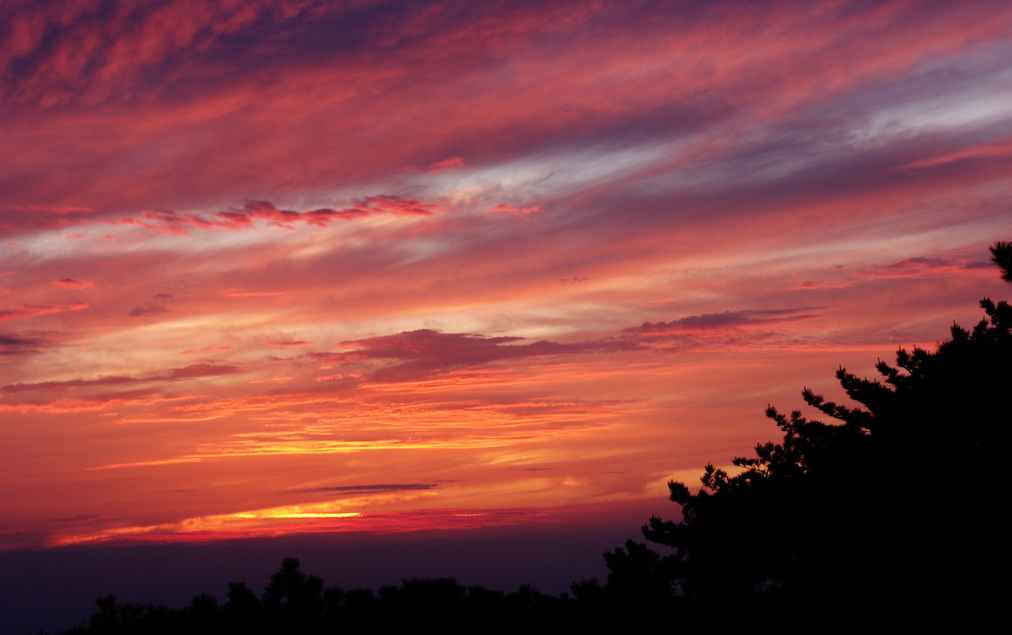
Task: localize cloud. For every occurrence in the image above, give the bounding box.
[613,308,830,352]
[222,290,286,298]
[350,195,440,217]
[51,513,102,525]
[289,483,439,494]
[3,0,1012,551]
[2,375,136,393]
[2,363,240,393]
[53,278,94,288]
[491,203,543,215]
[884,257,957,270]
[0,303,88,321]
[793,256,985,289]
[162,363,241,380]
[420,157,465,173]
[334,329,622,383]
[3,0,1008,240]
[0,333,48,356]
[318,310,833,384]
[29,195,443,238]
[128,304,170,317]
[1,0,326,107]
[120,203,367,234]
[626,309,819,334]
[899,142,1012,171]
[218,200,371,229]
[181,346,232,355]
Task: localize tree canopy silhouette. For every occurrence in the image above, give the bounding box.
[607,241,1011,617]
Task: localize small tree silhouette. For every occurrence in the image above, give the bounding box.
[261,558,325,628]
[609,241,1012,618]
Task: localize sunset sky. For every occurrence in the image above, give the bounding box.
[3,0,1012,558]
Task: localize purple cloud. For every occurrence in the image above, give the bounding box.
[626,308,819,334]
[335,329,624,383]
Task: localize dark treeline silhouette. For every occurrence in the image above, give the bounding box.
[50,557,657,634]
[46,242,1010,633]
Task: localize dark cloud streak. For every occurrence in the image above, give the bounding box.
[0,333,49,356]
[334,329,627,383]
[2,363,240,393]
[289,483,439,494]
[626,309,819,334]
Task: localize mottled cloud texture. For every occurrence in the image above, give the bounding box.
[2,0,1011,549]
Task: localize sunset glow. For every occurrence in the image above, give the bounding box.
[2,0,1011,552]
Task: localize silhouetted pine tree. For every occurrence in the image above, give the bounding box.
[608,241,1011,622]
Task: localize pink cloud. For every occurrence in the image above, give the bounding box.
[181,346,232,355]
[3,363,241,394]
[421,157,465,173]
[15,195,441,238]
[791,256,985,290]
[351,195,441,217]
[492,203,543,215]
[0,302,88,321]
[52,278,95,288]
[626,309,819,335]
[128,304,170,318]
[3,0,1009,238]
[222,290,286,298]
[331,329,633,383]
[0,333,49,356]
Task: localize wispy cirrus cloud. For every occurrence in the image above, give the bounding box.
[266,340,313,348]
[5,0,1009,236]
[128,304,171,318]
[20,196,441,238]
[288,483,439,494]
[625,309,820,334]
[0,302,88,321]
[52,278,94,288]
[793,256,993,290]
[332,329,628,383]
[2,363,241,393]
[0,332,49,356]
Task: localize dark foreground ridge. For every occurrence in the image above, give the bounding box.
[44,242,1012,634]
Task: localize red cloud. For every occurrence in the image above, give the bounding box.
[421,157,465,173]
[792,257,982,290]
[335,329,626,383]
[626,309,818,335]
[0,333,49,356]
[3,363,240,393]
[53,278,95,288]
[350,195,441,217]
[491,203,542,215]
[40,195,441,237]
[181,346,232,355]
[0,303,88,321]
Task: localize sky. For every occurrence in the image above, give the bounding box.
[2,0,1012,564]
